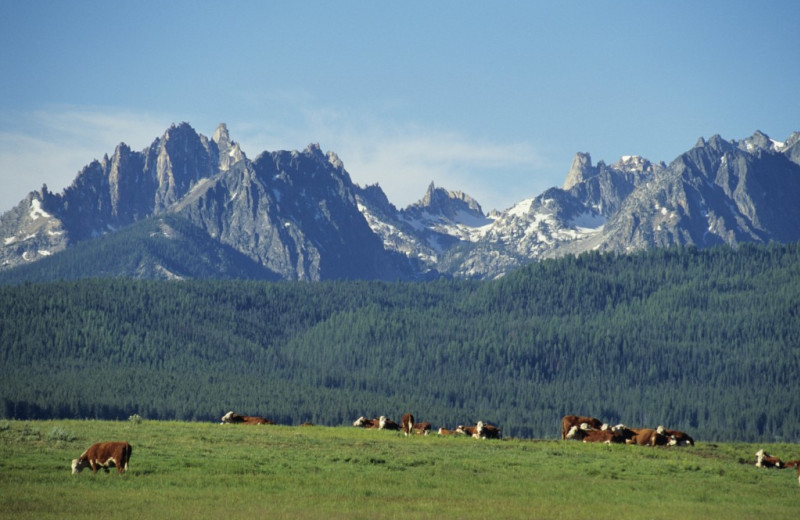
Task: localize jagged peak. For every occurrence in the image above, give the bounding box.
[304,142,323,156]
[415,181,483,215]
[327,151,344,170]
[610,154,651,172]
[162,122,198,142]
[212,123,230,145]
[563,152,594,190]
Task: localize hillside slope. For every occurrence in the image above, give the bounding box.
[2,243,798,441]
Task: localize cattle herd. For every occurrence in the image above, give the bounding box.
[560,414,695,446]
[352,413,501,439]
[68,410,800,487]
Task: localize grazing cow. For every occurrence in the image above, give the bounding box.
[401,413,415,436]
[561,415,604,440]
[413,422,432,435]
[475,421,502,439]
[220,411,274,425]
[378,416,402,431]
[656,425,695,446]
[755,449,784,468]
[72,442,132,475]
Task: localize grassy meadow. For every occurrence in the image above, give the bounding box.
[0,419,798,519]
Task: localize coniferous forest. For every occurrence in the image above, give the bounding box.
[1,243,799,441]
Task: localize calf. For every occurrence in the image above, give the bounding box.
[561,415,604,440]
[437,427,461,435]
[221,411,274,425]
[755,449,784,468]
[72,442,132,475]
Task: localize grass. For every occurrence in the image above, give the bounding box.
[0,419,798,519]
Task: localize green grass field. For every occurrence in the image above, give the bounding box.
[1,419,797,519]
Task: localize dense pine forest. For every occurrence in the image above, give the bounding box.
[1,243,799,441]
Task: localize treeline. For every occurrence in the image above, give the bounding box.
[1,242,799,441]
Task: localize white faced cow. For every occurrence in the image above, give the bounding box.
[72,442,132,475]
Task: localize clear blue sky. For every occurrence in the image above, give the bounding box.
[1,0,798,214]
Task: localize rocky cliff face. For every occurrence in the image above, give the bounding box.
[1,124,799,281]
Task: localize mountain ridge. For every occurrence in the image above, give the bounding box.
[2,123,799,281]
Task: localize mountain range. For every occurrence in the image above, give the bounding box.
[2,122,799,281]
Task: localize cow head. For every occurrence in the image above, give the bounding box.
[71,458,89,474]
[353,416,368,427]
[221,411,239,424]
[565,425,580,439]
[755,449,765,467]
[378,416,387,429]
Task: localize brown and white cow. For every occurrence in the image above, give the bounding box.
[656,425,695,446]
[412,422,432,435]
[610,424,638,443]
[353,416,379,428]
[456,424,479,437]
[755,449,784,468]
[626,428,669,447]
[566,425,624,444]
[475,421,502,439]
[220,411,274,425]
[784,459,800,469]
[401,413,415,436]
[437,427,461,435]
[561,415,604,440]
[72,442,132,475]
[378,416,401,431]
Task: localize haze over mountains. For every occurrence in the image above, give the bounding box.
[1,123,799,281]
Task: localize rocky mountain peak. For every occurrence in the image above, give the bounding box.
[563,152,594,190]
[415,182,484,218]
[212,123,230,146]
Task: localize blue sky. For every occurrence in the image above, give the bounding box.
[1,1,798,214]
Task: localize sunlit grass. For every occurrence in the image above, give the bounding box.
[0,420,797,519]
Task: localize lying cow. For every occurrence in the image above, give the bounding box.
[72,441,132,475]
[412,422,432,435]
[353,416,379,428]
[378,416,401,431]
[566,425,624,444]
[755,449,785,468]
[220,411,274,425]
[656,425,695,446]
[456,424,478,437]
[561,415,604,440]
[437,427,461,435]
[475,421,502,439]
[626,428,669,447]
